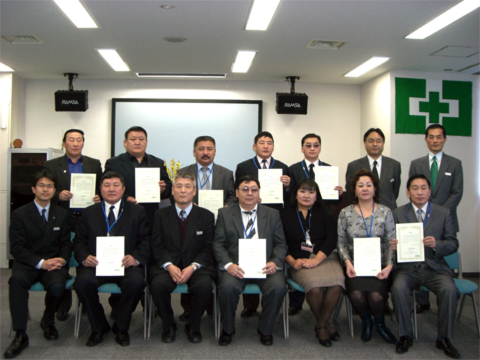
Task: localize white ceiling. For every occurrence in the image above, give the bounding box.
[1,0,479,86]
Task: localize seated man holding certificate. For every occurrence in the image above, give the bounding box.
[337,169,396,345]
[73,171,150,347]
[213,175,287,347]
[391,174,460,358]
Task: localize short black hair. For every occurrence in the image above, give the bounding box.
[125,126,147,140]
[301,133,321,146]
[63,129,85,142]
[194,136,216,148]
[254,131,274,144]
[407,174,431,190]
[425,124,446,138]
[363,128,385,142]
[350,169,380,204]
[32,169,57,188]
[101,171,125,186]
[290,178,324,208]
[235,175,260,189]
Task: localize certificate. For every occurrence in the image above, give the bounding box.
[135,168,160,203]
[258,169,283,204]
[353,237,381,276]
[396,223,425,263]
[239,239,266,279]
[198,190,223,220]
[70,173,96,208]
[314,166,339,200]
[96,236,125,276]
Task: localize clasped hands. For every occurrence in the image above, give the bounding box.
[166,264,194,284]
[41,257,65,271]
[84,255,137,268]
[291,258,319,270]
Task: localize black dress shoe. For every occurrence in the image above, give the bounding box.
[288,306,302,316]
[415,303,431,314]
[179,311,189,322]
[40,320,59,341]
[314,326,332,347]
[86,325,111,347]
[241,308,256,318]
[361,321,373,343]
[436,338,460,359]
[56,311,68,322]
[257,329,273,346]
[396,336,413,354]
[162,323,177,343]
[112,323,130,346]
[185,322,202,343]
[328,330,340,342]
[4,333,29,359]
[375,323,397,344]
[218,330,235,346]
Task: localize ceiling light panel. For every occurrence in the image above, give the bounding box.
[136,73,226,78]
[232,51,256,73]
[97,49,130,72]
[246,0,281,31]
[344,57,390,77]
[53,0,98,28]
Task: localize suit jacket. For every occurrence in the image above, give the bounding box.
[180,163,236,206]
[150,205,216,277]
[73,201,150,266]
[213,203,287,270]
[409,153,463,231]
[392,202,458,277]
[9,202,71,273]
[235,157,290,211]
[345,155,401,210]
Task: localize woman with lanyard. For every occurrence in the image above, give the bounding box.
[280,178,344,347]
[337,169,396,345]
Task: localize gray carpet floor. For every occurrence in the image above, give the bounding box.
[1,268,479,359]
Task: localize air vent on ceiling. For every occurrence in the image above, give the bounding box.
[1,35,44,45]
[163,37,187,43]
[306,40,345,50]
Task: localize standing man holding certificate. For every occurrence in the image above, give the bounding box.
[390,174,460,358]
[213,175,287,346]
[73,171,150,347]
[43,129,103,321]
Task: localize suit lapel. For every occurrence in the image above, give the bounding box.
[406,205,418,224]
[97,203,111,235]
[433,154,448,196]
[211,163,221,189]
[182,206,198,251]
[380,157,391,184]
[29,202,47,233]
[167,206,182,251]
[45,204,58,233]
[420,156,431,181]
[256,206,266,239]
[360,156,370,171]
[232,204,245,238]
[58,156,71,191]
[120,153,136,187]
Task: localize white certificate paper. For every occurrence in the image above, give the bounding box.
[135,168,160,203]
[258,169,283,204]
[70,173,96,208]
[198,190,223,220]
[353,237,381,276]
[396,223,425,263]
[96,236,125,276]
[239,239,266,279]
[314,166,339,200]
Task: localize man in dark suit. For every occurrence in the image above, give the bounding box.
[105,125,172,227]
[43,129,103,321]
[73,171,150,347]
[235,131,290,317]
[409,124,463,313]
[213,175,287,346]
[5,170,71,359]
[391,174,460,358]
[345,128,401,210]
[150,171,215,344]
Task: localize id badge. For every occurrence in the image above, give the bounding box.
[301,242,313,253]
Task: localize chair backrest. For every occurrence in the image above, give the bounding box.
[444,252,462,278]
[69,232,79,267]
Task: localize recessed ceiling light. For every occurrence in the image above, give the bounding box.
[160,5,175,9]
[97,49,130,72]
[53,0,98,28]
[246,0,281,31]
[406,0,480,40]
[136,73,226,78]
[232,51,256,73]
[344,57,390,77]
[0,62,14,72]
[163,37,187,43]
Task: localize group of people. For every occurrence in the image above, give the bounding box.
[5,123,463,359]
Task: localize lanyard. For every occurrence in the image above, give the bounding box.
[358,200,375,238]
[301,160,323,178]
[242,211,257,239]
[198,164,213,189]
[405,202,432,228]
[101,201,123,236]
[253,157,275,169]
[296,208,312,245]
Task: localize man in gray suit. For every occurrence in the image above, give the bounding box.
[345,128,401,210]
[391,174,459,358]
[213,175,287,346]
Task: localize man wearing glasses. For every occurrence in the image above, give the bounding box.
[213,175,287,347]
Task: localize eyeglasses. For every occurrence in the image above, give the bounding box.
[304,144,320,149]
[37,183,54,189]
[239,187,259,194]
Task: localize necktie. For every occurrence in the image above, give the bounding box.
[431,156,438,191]
[201,167,211,190]
[108,206,115,228]
[309,163,315,179]
[416,209,424,223]
[41,209,47,224]
[262,159,268,169]
[244,211,256,239]
[372,160,379,180]
[180,210,186,221]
